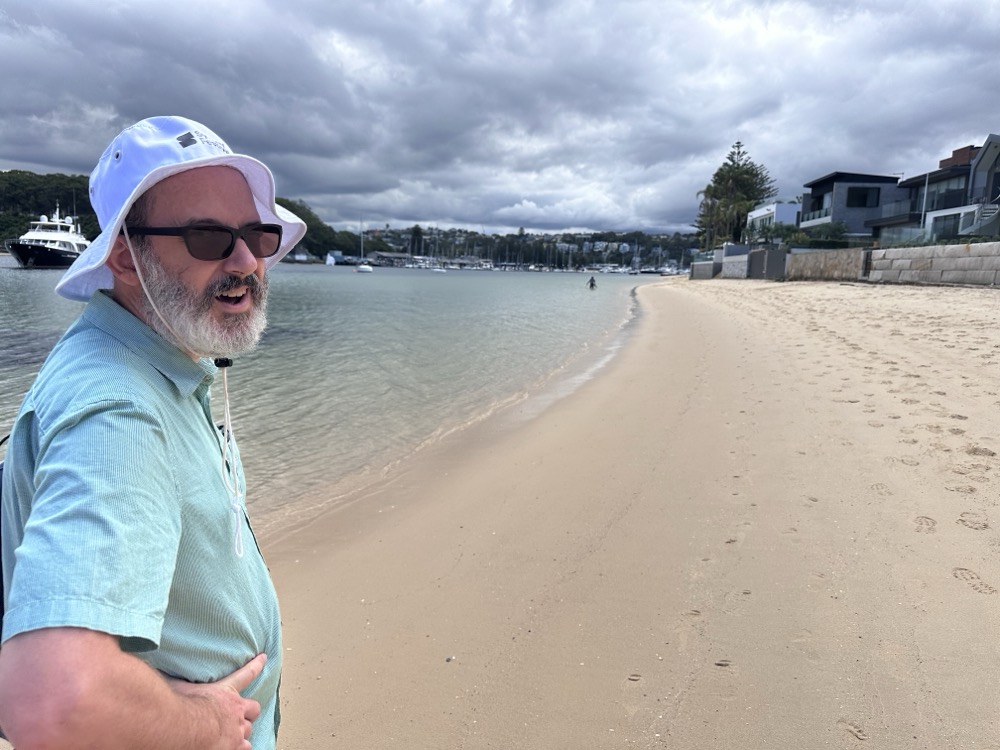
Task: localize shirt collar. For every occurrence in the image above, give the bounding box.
[83,291,217,398]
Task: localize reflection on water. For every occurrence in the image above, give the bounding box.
[0,256,658,533]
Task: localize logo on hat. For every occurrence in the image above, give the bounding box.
[177,132,197,148]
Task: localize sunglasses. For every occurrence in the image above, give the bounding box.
[125,223,283,261]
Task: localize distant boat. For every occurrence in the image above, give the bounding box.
[325,253,337,266]
[432,267,447,273]
[355,218,373,273]
[5,203,90,269]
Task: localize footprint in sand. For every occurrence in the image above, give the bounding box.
[871,483,893,496]
[946,485,977,494]
[838,718,870,741]
[950,462,992,476]
[965,445,997,457]
[913,516,937,534]
[952,568,998,595]
[956,511,989,531]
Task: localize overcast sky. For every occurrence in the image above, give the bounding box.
[2,0,997,235]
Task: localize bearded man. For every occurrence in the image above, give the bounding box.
[0,116,306,750]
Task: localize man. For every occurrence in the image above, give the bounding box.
[0,116,306,749]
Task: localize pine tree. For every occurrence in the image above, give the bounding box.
[695,142,777,249]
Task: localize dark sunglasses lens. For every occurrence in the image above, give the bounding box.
[244,225,282,258]
[185,226,235,260]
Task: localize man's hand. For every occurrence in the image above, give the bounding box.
[168,654,266,749]
[0,628,268,750]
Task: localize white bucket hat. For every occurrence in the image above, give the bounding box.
[56,115,307,302]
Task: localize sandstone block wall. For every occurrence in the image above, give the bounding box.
[868,242,1000,286]
[785,248,863,281]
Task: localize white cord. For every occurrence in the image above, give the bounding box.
[123,227,245,557]
[219,366,245,558]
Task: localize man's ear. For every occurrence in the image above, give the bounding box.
[106,234,141,287]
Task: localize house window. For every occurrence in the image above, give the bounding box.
[847,187,880,208]
[932,213,961,240]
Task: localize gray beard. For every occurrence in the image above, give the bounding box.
[138,252,269,358]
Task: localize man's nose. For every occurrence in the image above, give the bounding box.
[223,236,260,276]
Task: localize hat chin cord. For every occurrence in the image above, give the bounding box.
[122,226,245,558]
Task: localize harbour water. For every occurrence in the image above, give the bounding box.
[0,257,661,534]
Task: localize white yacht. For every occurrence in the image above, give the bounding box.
[6,203,90,269]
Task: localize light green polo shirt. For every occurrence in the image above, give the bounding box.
[1,291,282,747]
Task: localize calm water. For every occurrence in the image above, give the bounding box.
[0,256,660,533]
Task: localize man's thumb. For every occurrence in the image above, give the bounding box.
[219,653,267,693]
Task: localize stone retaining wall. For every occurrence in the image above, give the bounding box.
[785,248,864,281]
[869,242,1000,285]
[690,241,1000,286]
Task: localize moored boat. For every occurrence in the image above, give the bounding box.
[5,204,90,269]
[354,217,373,272]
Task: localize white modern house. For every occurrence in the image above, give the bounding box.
[745,201,801,242]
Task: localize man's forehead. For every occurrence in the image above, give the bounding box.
[145,166,258,221]
[151,165,250,194]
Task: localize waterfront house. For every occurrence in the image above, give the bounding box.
[799,172,906,240]
[865,136,1000,244]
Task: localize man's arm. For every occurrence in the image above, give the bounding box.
[0,627,265,750]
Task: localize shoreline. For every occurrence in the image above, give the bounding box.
[268,277,1000,748]
[251,278,648,543]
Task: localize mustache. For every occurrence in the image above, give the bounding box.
[207,272,268,302]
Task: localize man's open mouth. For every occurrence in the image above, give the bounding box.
[217,288,247,306]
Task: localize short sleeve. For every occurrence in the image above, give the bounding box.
[4,399,182,651]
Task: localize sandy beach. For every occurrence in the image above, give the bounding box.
[268,277,999,749]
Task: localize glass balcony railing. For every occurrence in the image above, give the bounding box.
[930,189,970,211]
[801,207,831,222]
[880,199,918,218]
